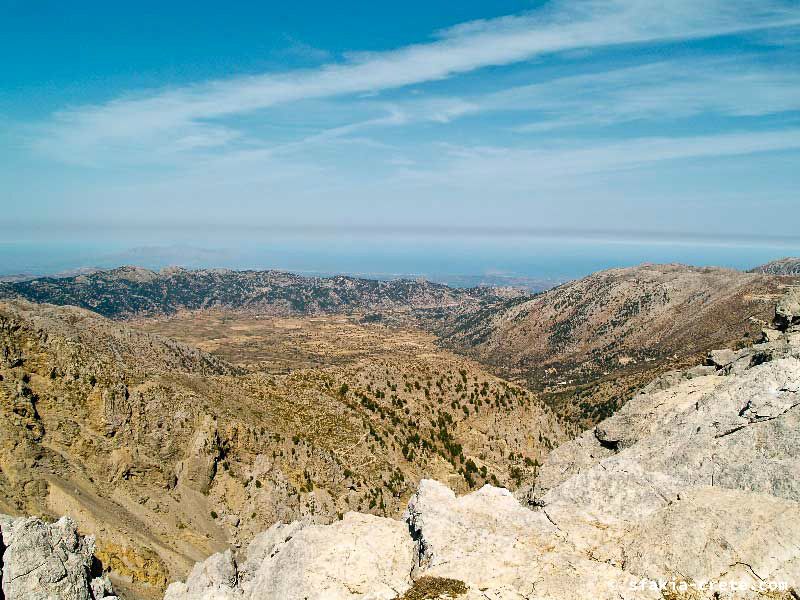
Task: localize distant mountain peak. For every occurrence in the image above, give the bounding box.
[0,266,521,319]
[750,257,800,276]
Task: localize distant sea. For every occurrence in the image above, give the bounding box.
[2,234,799,291]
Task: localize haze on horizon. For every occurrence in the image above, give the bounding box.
[2,0,800,249]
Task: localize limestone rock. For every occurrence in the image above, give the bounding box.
[762,327,784,343]
[90,574,117,599]
[166,481,655,600]
[524,370,724,500]
[522,427,615,499]
[164,549,238,600]
[0,515,8,597]
[622,486,800,586]
[0,515,117,600]
[404,479,652,600]
[174,416,220,494]
[405,479,557,576]
[707,347,747,369]
[775,287,800,331]
[527,344,800,501]
[165,513,414,600]
[101,383,131,436]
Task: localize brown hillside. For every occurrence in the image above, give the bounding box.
[434,264,796,426]
[0,300,564,598]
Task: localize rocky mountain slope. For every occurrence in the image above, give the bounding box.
[431,264,796,426]
[751,257,800,276]
[5,263,796,431]
[0,299,564,598]
[3,264,799,598]
[0,266,517,319]
[163,289,800,600]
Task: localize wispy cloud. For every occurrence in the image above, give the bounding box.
[32,0,800,165]
[510,60,800,132]
[273,37,334,63]
[393,128,800,188]
[333,55,800,135]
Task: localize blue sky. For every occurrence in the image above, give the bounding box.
[2,0,800,245]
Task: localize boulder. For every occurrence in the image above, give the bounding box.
[775,287,800,331]
[707,348,743,369]
[405,479,558,578]
[0,515,117,600]
[165,513,414,600]
[404,480,652,599]
[164,549,238,600]
[762,327,784,343]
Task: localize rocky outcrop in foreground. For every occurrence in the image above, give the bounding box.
[164,293,800,599]
[0,514,117,599]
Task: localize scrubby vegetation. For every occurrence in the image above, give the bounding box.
[396,576,468,599]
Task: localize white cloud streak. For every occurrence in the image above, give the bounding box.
[33,0,800,165]
[326,56,800,138]
[392,129,800,188]
[510,61,800,131]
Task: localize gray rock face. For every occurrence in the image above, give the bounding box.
[0,515,8,600]
[529,356,800,505]
[404,480,651,600]
[174,416,220,494]
[0,515,116,600]
[101,383,131,436]
[164,513,415,600]
[776,287,800,331]
[706,347,746,369]
[165,479,658,600]
[621,486,800,584]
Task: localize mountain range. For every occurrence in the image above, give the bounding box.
[0,260,798,599]
[750,257,800,276]
[0,266,518,319]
